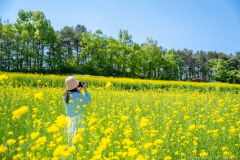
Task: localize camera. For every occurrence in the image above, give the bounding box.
[78,81,86,88]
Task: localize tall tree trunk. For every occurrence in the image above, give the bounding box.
[68,42,72,60]
[40,43,44,69]
[0,43,2,69]
[76,43,79,63]
[37,42,39,70]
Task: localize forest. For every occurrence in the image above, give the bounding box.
[0,10,239,83]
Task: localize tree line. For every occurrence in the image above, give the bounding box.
[0,10,239,83]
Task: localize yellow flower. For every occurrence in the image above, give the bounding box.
[7,139,16,146]
[0,145,8,153]
[123,128,132,137]
[122,138,133,146]
[188,124,196,131]
[34,92,43,101]
[199,150,208,157]
[229,126,236,134]
[19,140,25,145]
[193,140,198,146]
[92,136,111,158]
[104,127,114,136]
[154,139,163,145]
[152,149,158,155]
[217,117,224,123]
[12,106,28,120]
[143,143,153,149]
[184,115,190,120]
[221,146,227,151]
[73,133,83,144]
[236,121,240,126]
[136,155,144,160]
[128,147,138,157]
[162,133,167,139]
[35,137,47,146]
[0,74,8,81]
[121,115,129,121]
[223,151,231,156]
[8,131,13,135]
[56,137,63,144]
[105,81,113,89]
[55,115,68,128]
[53,145,70,157]
[192,149,197,154]
[164,156,172,160]
[136,107,141,113]
[47,124,59,133]
[13,153,23,160]
[175,151,179,155]
[154,101,160,107]
[31,132,39,140]
[150,130,159,137]
[68,146,76,154]
[140,117,149,128]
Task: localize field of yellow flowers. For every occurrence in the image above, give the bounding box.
[0,72,240,160]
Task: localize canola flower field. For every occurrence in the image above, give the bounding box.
[0,72,240,160]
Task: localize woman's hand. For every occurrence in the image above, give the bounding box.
[81,82,87,92]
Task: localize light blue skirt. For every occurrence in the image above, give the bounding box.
[66,114,85,145]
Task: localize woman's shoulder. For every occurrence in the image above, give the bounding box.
[62,92,83,99]
[71,92,84,97]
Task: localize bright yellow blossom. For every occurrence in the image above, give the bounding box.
[199,150,208,157]
[53,144,70,157]
[34,92,43,101]
[105,81,113,89]
[140,117,149,128]
[55,115,68,128]
[7,139,16,146]
[30,132,39,140]
[12,106,28,120]
[164,156,172,160]
[0,145,8,153]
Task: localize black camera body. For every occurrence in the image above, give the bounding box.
[78,81,85,87]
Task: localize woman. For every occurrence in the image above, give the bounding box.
[63,76,91,145]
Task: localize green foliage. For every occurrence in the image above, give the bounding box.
[0,10,239,83]
[210,59,240,83]
[212,59,229,82]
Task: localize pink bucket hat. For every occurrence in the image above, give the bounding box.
[65,76,79,90]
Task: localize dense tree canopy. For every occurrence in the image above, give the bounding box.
[0,10,239,83]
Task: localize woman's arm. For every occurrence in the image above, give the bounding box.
[81,82,91,104]
[84,90,91,104]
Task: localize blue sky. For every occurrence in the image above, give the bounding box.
[0,0,240,54]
